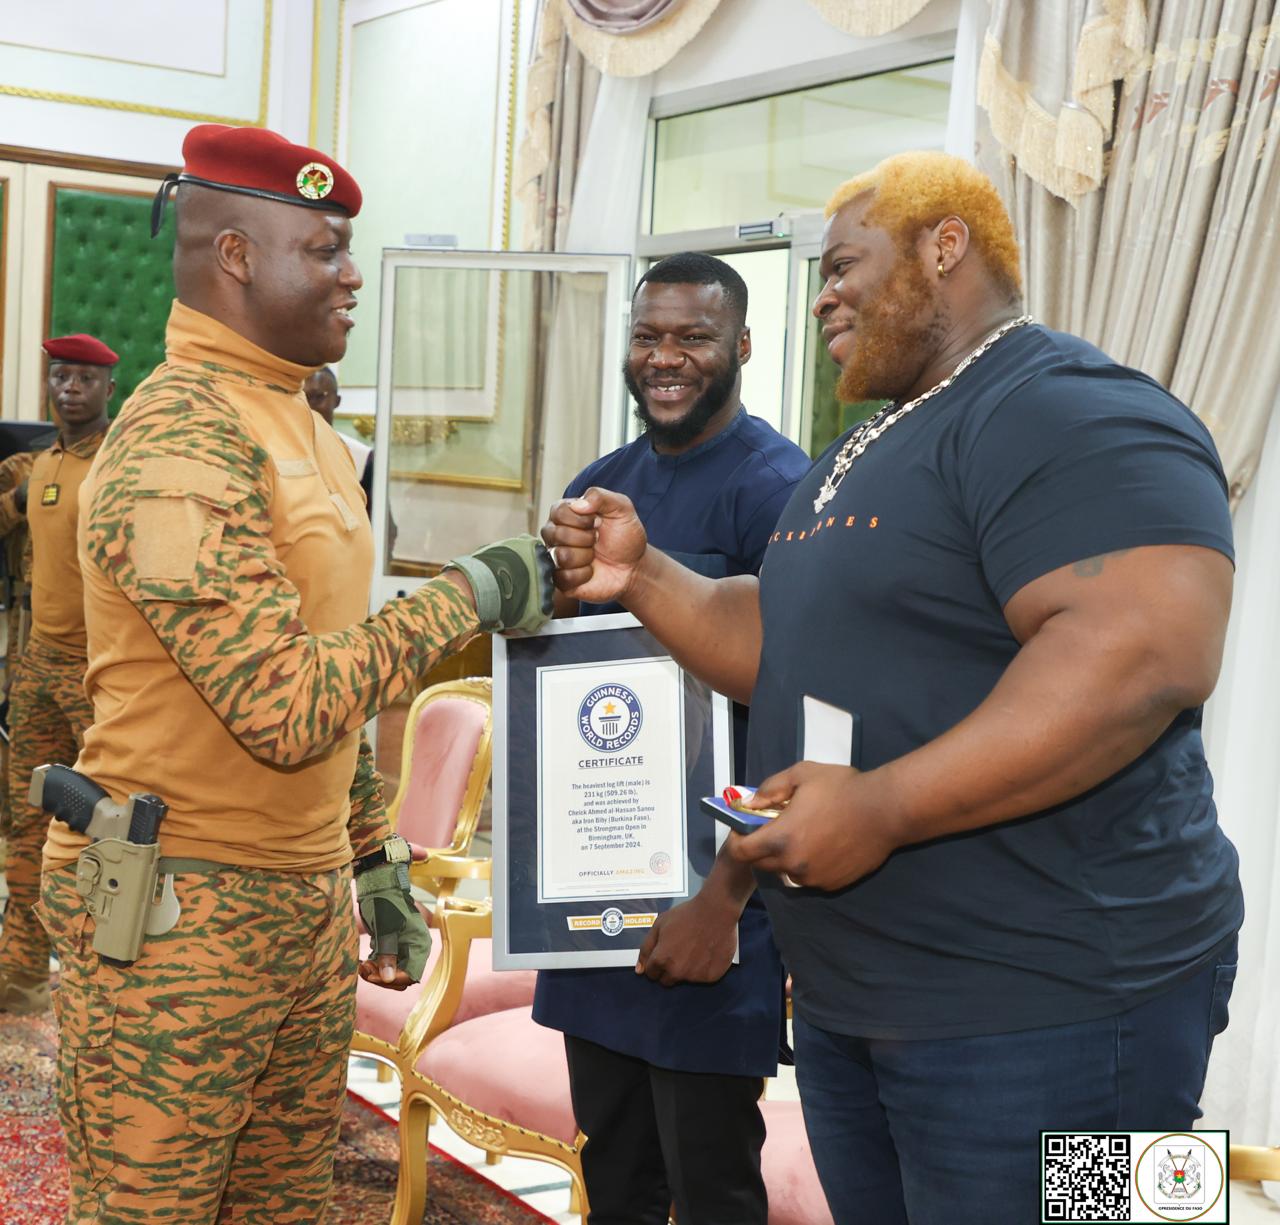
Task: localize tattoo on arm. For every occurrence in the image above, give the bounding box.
[1071,548,1132,578]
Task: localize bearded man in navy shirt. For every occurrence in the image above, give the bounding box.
[542,159,1243,1225]
[533,252,810,1225]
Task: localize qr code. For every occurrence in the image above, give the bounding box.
[1043,1133,1131,1221]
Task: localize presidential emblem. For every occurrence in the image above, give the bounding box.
[1131,1131,1225,1221]
[578,683,643,753]
[1155,1147,1203,1201]
[296,161,334,200]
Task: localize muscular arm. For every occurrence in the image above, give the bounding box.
[735,544,1233,889]
[86,391,480,768]
[886,544,1231,835]
[547,488,763,703]
[622,550,762,704]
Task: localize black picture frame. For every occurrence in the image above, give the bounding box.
[492,613,731,969]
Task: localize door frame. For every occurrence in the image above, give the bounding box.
[369,247,633,610]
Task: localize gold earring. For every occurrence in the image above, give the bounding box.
[937,259,947,277]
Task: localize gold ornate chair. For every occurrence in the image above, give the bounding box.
[384,896,588,1225]
[386,676,493,906]
[351,676,535,1105]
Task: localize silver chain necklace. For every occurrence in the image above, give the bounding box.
[812,314,1034,514]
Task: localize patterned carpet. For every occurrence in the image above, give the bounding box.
[0,1007,551,1224]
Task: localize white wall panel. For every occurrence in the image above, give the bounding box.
[1,1,229,75]
[0,0,268,123]
[0,0,318,165]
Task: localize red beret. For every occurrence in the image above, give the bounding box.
[43,334,119,366]
[175,124,361,218]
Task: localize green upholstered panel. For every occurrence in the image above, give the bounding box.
[49,188,175,415]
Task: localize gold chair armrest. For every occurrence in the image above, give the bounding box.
[1230,1145,1280,1183]
[410,854,491,886]
[437,894,490,916]
[397,897,493,1061]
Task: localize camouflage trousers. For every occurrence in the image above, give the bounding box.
[0,638,92,978]
[0,595,29,841]
[38,861,357,1224]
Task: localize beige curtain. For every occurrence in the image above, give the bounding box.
[514,4,609,529]
[558,0,723,75]
[557,0,939,79]
[566,0,684,28]
[804,0,933,38]
[981,2,1280,502]
[515,2,601,253]
[560,0,942,78]
[529,275,612,524]
[979,0,1148,199]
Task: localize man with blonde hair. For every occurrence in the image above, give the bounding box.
[542,151,1242,1223]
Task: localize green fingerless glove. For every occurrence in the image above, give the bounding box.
[356,862,432,983]
[444,533,554,633]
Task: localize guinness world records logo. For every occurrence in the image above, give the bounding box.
[578,683,643,752]
[600,907,625,937]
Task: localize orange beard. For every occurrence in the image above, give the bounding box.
[836,257,949,405]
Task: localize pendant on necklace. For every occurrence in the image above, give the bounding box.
[40,483,60,507]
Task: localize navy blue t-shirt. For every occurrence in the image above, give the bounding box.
[749,325,1243,1041]
[532,409,811,1075]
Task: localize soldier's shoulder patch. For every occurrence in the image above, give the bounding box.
[131,496,209,584]
[136,456,231,504]
[119,455,249,600]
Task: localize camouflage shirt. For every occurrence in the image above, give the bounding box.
[0,449,35,563]
[28,430,106,652]
[45,301,479,871]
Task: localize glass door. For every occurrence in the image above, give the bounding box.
[369,249,632,610]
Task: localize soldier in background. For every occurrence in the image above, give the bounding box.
[305,365,399,556]
[0,442,38,864]
[304,366,372,509]
[0,335,115,1014]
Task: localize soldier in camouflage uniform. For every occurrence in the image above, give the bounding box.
[0,445,37,856]
[0,336,115,1014]
[37,124,552,1224]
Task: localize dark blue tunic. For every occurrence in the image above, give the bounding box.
[531,409,811,1075]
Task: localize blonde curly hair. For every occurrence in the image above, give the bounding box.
[826,151,1023,302]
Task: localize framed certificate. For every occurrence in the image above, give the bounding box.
[492,612,731,969]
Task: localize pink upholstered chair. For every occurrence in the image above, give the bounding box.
[384,897,589,1225]
[352,927,537,1093]
[384,899,832,1225]
[351,677,535,1136]
[760,1099,835,1225]
[388,676,494,907]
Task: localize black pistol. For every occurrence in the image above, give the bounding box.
[30,764,179,963]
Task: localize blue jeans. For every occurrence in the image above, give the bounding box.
[793,943,1237,1225]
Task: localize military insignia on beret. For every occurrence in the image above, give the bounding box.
[296,161,334,201]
